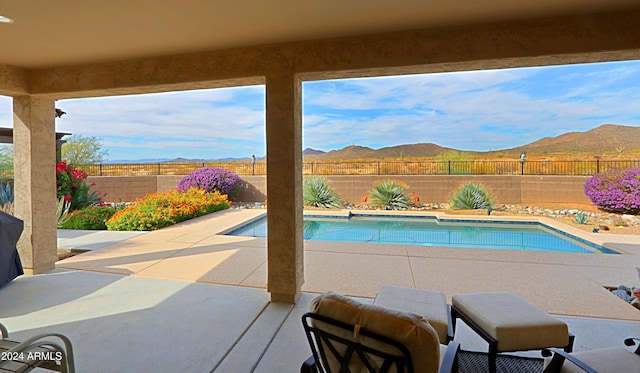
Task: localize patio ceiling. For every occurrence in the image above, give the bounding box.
[1,0,640,69]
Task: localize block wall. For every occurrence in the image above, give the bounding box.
[88,175,592,205]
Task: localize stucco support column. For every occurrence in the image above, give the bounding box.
[265,70,303,303]
[13,96,58,274]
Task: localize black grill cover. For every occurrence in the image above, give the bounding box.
[0,211,24,289]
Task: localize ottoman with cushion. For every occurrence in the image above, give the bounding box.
[451,292,573,373]
[373,284,452,344]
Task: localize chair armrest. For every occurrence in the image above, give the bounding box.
[0,323,8,338]
[301,355,318,373]
[4,332,75,373]
[624,337,640,354]
[438,341,460,373]
[542,348,598,373]
[446,305,454,343]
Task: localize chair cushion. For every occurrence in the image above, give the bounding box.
[374,284,449,343]
[311,292,441,373]
[544,347,640,373]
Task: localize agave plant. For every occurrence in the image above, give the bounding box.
[0,201,13,215]
[303,176,343,209]
[57,197,72,228]
[368,180,412,210]
[0,182,13,207]
[450,182,496,210]
[574,211,588,225]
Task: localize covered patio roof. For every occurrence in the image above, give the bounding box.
[1,0,639,70]
[0,127,69,143]
[1,1,640,303]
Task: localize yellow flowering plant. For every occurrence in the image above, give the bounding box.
[106,187,230,231]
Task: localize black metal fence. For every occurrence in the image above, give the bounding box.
[300,160,640,176]
[1,159,638,178]
[81,159,640,177]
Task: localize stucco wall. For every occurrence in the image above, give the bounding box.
[87,176,157,202]
[320,175,590,205]
[520,175,591,204]
[88,174,591,205]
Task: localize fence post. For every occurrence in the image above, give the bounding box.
[157,163,161,175]
[377,161,380,175]
[448,161,451,175]
[99,163,103,176]
[596,159,600,174]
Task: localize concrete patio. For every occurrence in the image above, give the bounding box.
[1,208,640,372]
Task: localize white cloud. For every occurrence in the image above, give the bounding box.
[303,61,640,152]
[57,86,266,159]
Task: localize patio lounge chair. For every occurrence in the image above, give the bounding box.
[0,322,75,373]
[542,337,639,373]
[301,292,460,373]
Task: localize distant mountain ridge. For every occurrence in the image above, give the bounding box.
[303,143,459,160]
[303,124,640,160]
[106,124,640,163]
[507,124,640,157]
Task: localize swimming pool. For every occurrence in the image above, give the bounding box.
[226,215,618,254]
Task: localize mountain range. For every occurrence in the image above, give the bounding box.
[106,124,640,163]
[303,124,640,160]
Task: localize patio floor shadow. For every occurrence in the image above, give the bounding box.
[1,208,638,372]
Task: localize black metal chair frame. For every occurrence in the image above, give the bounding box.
[542,337,639,373]
[301,311,459,373]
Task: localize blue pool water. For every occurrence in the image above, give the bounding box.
[226,215,618,254]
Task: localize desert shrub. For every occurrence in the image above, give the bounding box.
[177,167,243,200]
[106,188,230,231]
[450,182,496,210]
[408,192,421,207]
[60,206,117,230]
[303,176,343,208]
[368,180,412,210]
[613,217,629,227]
[56,161,105,211]
[584,168,640,214]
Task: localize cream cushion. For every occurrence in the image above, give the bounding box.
[452,292,569,351]
[311,292,441,373]
[374,284,449,343]
[544,347,640,373]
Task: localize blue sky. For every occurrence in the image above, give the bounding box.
[1,60,639,161]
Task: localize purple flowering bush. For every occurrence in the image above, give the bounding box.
[584,168,640,214]
[177,167,243,200]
